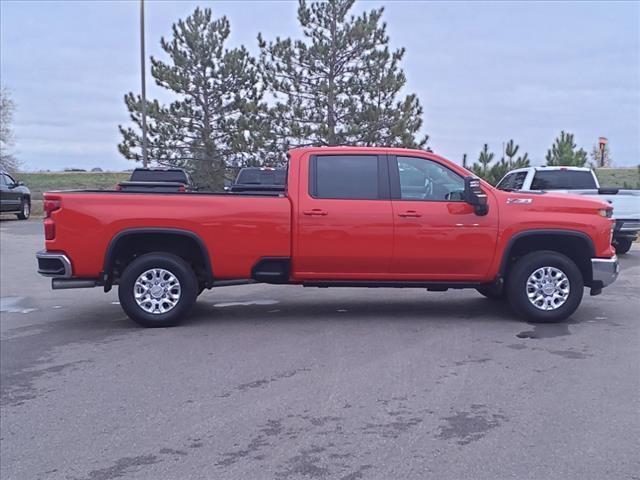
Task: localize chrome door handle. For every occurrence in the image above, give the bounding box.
[303,209,328,216]
[398,210,422,218]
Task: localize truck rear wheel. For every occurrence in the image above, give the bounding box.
[118,252,198,327]
[506,250,583,323]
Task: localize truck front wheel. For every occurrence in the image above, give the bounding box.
[118,252,198,327]
[506,251,583,323]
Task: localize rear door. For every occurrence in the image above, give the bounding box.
[294,153,394,279]
[389,155,499,280]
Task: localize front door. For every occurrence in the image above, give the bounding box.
[294,153,394,279]
[389,155,499,280]
[0,174,14,212]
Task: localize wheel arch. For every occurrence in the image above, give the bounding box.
[102,228,213,291]
[499,229,595,286]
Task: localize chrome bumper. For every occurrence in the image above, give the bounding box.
[591,256,619,288]
[36,251,72,278]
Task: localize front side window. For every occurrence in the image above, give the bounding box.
[497,171,528,191]
[312,155,379,200]
[396,156,465,201]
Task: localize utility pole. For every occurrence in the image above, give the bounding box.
[140,0,149,167]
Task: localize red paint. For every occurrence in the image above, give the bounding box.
[43,147,615,282]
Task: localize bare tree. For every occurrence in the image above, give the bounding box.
[0,87,20,172]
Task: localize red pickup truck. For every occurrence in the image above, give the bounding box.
[36,147,619,327]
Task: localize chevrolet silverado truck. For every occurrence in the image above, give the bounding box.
[36,147,619,327]
[496,166,640,254]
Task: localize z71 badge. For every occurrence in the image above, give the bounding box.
[506,197,533,204]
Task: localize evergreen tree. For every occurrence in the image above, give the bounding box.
[471,144,494,179]
[504,139,518,169]
[119,8,265,191]
[470,141,530,185]
[258,0,427,151]
[545,131,588,167]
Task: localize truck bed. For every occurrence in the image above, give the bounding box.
[44,190,292,279]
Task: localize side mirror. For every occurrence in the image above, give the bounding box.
[16,181,24,186]
[464,176,489,216]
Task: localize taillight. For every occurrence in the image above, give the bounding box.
[43,199,61,218]
[178,185,186,192]
[44,218,56,240]
[43,198,61,240]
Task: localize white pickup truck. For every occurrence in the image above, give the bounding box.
[497,166,640,254]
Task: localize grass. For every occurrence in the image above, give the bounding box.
[594,167,640,189]
[14,172,130,200]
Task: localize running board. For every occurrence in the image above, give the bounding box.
[303,280,482,290]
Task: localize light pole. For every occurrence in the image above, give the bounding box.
[140,0,149,167]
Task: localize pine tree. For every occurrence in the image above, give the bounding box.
[258,0,427,151]
[471,144,494,179]
[545,131,588,167]
[118,8,265,191]
[504,139,518,169]
[470,141,530,185]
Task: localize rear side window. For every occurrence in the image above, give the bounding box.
[531,170,597,190]
[497,171,528,190]
[311,155,380,200]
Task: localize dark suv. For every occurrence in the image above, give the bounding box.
[0,171,31,220]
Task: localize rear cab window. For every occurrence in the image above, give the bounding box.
[531,170,597,190]
[236,169,286,185]
[309,155,387,200]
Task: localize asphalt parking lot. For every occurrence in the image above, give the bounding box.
[1,219,638,480]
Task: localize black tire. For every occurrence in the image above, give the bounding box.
[506,250,583,323]
[16,199,30,220]
[614,238,633,255]
[476,285,505,300]
[118,252,198,327]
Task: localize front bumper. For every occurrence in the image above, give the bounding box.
[36,251,72,278]
[591,255,619,289]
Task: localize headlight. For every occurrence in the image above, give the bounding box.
[598,208,613,218]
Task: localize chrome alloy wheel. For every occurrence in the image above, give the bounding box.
[526,266,570,311]
[134,268,181,314]
[23,202,30,217]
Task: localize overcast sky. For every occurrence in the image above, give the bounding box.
[1,0,638,171]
